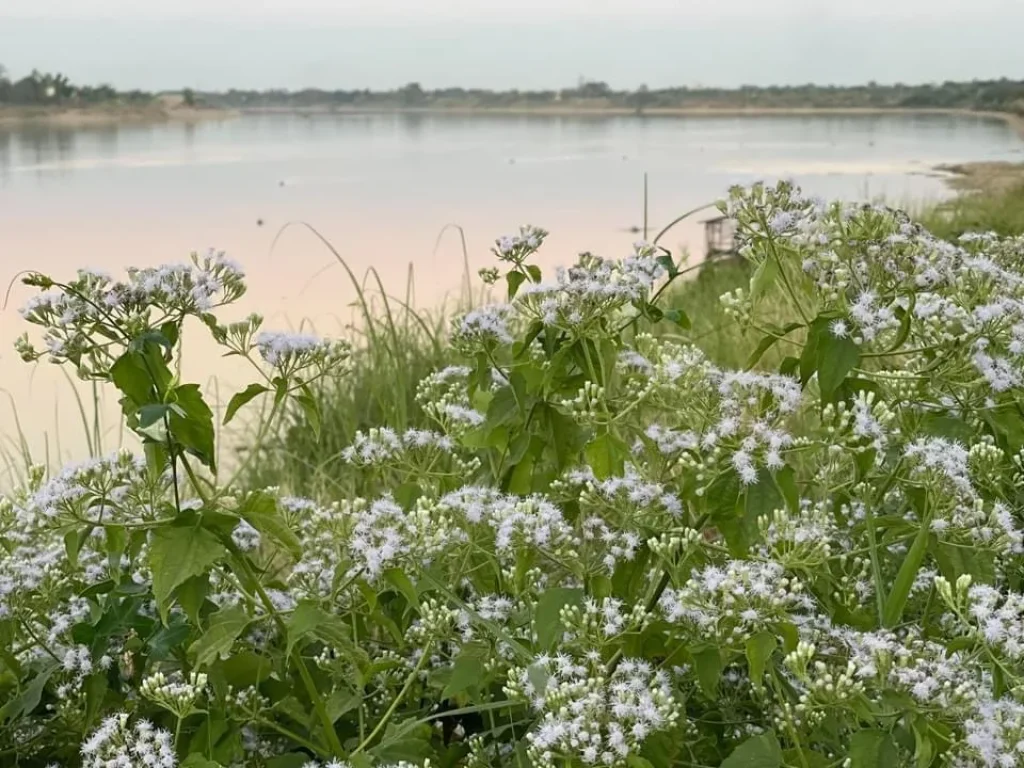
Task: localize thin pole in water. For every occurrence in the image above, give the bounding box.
[643,172,649,241]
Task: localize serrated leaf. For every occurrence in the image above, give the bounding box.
[802,316,860,399]
[585,432,625,480]
[535,588,584,649]
[190,606,251,668]
[745,631,777,691]
[181,757,224,768]
[746,322,803,370]
[691,647,723,699]
[110,346,170,406]
[384,568,419,608]
[286,601,353,657]
[169,384,217,470]
[507,270,527,299]
[656,252,679,278]
[238,492,303,560]
[662,308,691,329]
[295,389,321,442]
[749,255,779,302]
[177,573,211,626]
[721,732,783,768]
[848,729,899,768]
[224,383,269,425]
[442,653,485,699]
[149,525,227,624]
[0,663,58,723]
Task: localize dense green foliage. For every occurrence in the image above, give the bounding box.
[917,182,1024,242]
[0,65,152,107]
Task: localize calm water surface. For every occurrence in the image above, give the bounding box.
[1,112,1021,467]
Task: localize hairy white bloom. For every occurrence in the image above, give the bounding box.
[81,713,176,768]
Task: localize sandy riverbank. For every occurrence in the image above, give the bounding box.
[0,105,237,128]
[244,104,1024,137]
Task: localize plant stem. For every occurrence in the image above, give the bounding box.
[231,548,345,758]
[350,641,433,756]
[863,501,887,627]
[256,716,327,755]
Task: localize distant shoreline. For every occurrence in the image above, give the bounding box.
[241,105,1024,137]
[2,103,1021,139]
[0,105,237,128]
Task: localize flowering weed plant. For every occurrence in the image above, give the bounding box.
[6,182,1024,768]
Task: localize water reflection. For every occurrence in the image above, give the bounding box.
[0,111,1022,460]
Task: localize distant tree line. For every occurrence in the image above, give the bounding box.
[3,65,1023,117]
[0,65,152,106]
[206,78,1024,116]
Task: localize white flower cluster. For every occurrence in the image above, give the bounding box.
[493,225,548,262]
[80,713,176,768]
[140,671,208,718]
[507,655,679,768]
[255,330,350,372]
[660,560,813,644]
[18,251,246,372]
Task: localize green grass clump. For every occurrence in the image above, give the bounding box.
[245,306,452,497]
[916,182,1024,240]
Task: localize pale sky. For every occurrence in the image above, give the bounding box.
[1,0,1022,91]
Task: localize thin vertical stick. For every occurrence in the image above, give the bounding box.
[643,172,649,240]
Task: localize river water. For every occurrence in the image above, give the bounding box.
[1,111,1021,471]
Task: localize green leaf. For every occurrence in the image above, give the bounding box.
[286,601,354,657]
[169,384,217,470]
[526,264,543,283]
[526,662,550,698]
[746,322,803,370]
[656,252,679,279]
[137,403,171,442]
[295,388,322,442]
[442,653,485,699]
[238,492,303,560]
[749,256,779,303]
[534,588,584,649]
[83,671,108,728]
[327,688,362,723]
[883,519,930,628]
[507,270,527,299]
[371,721,433,763]
[0,663,58,723]
[110,346,170,406]
[181,757,224,768]
[224,383,269,425]
[487,384,520,427]
[813,321,861,400]
[691,647,723,699]
[149,525,227,623]
[190,606,251,668]
[177,573,211,626]
[745,631,777,691]
[147,623,191,661]
[721,732,783,768]
[773,466,799,512]
[266,755,314,768]
[662,308,691,330]
[848,729,899,768]
[383,568,420,608]
[144,442,170,482]
[585,432,625,480]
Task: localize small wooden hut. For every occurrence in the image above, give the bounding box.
[702,215,738,259]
